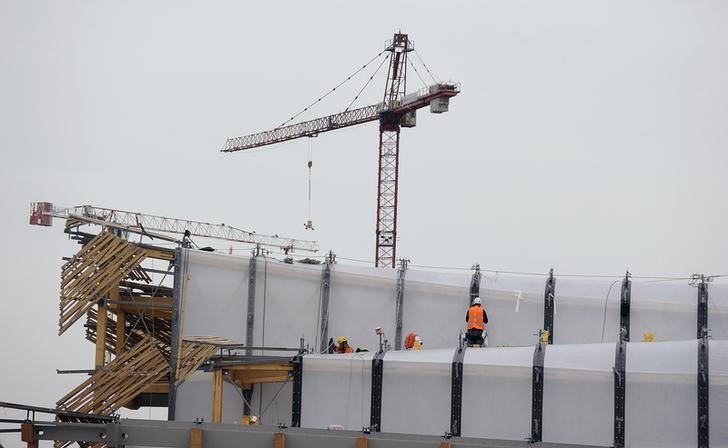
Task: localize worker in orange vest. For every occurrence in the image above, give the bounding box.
[333,336,354,353]
[465,297,488,347]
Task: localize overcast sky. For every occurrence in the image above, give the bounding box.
[1,1,727,446]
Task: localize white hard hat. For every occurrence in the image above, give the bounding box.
[414,335,422,343]
[472,297,482,305]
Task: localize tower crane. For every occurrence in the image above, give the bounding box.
[29,201,319,253]
[222,33,459,268]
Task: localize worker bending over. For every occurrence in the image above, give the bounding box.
[333,336,354,353]
[404,333,424,350]
[466,297,488,347]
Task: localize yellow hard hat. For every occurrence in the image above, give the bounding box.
[337,336,348,344]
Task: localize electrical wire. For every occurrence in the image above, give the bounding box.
[599,280,621,343]
[276,50,386,129]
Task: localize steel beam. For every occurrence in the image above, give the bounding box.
[619,273,631,342]
[450,345,467,437]
[291,354,303,428]
[370,351,386,432]
[167,247,184,420]
[530,341,546,442]
[698,277,708,339]
[469,264,481,305]
[698,335,709,448]
[543,269,556,344]
[247,253,258,355]
[394,259,409,350]
[613,337,627,448]
[318,252,335,353]
[22,419,603,448]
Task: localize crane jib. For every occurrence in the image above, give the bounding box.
[222,83,460,153]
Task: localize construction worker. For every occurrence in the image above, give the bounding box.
[333,336,354,353]
[466,297,488,347]
[404,332,424,350]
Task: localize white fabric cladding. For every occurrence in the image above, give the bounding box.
[180,249,728,350]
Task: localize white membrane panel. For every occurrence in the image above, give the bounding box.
[480,274,544,347]
[181,250,249,342]
[625,340,697,447]
[542,342,614,446]
[300,352,374,430]
[251,259,322,354]
[380,348,453,435]
[461,346,533,440]
[329,264,398,352]
[710,340,728,445]
[403,269,471,349]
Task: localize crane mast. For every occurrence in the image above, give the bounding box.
[222,32,459,267]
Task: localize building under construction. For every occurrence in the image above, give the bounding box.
[2,31,728,448]
[2,198,727,448]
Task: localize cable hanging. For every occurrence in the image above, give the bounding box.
[275,51,388,130]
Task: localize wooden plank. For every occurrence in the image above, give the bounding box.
[95,302,108,368]
[190,427,202,448]
[273,432,286,448]
[116,309,126,357]
[211,369,223,423]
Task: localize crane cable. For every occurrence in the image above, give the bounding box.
[275,50,388,130]
[344,53,391,112]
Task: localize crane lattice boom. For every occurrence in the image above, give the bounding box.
[221,83,459,153]
[29,202,319,253]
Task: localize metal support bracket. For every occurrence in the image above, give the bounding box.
[291,354,304,427]
[530,341,546,442]
[613,336,627,448]
[543,268,556,344]
[450,345,467,437]
[370,350,386,432]
[698,335,709,448]
[319,251,335,353]
[698,277,708,339]
[620,272,632,342]
[394,259,409,350]
[470,263,481,305]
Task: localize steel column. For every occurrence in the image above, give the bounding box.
[370,350,386,432]
[394,259,409,350]
[530,341,546,442]
[246,252,258,355]
[698,277,708,339]
[291,354,304,428]
[543,269,556,344]
[167,247,184,420]
[613,337,627,448]
[619,272,632,342]
[375,128,401,268]
[450,345,467,437]
[698,334,709,448]
[319,252,335,353]
[469,263,481,305]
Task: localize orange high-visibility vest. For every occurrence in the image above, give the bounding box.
[467,305,486,330]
